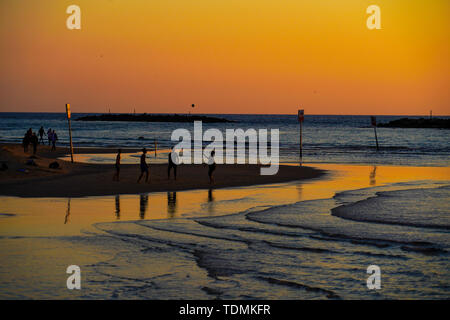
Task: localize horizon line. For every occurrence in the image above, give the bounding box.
[0,111,449,117]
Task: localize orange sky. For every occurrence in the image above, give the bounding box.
[0,0,448,115]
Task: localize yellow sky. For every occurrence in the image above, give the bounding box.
[0,0,448,115]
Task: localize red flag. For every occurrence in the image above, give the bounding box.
[371,116,376,127]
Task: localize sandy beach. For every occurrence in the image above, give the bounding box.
[0,143,324,197]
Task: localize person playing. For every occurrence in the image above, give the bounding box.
[47,128,52,145]
[168,147,178,180]
[113,149,121,181]
[51,130,58,151]
[206,150,216,185]
[38,126,45,144]
[137,148,149,183]
[30,133,38,155]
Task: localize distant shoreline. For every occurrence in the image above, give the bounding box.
[378,117,450,129]
[1,112,450,117]
[76,113,234,123]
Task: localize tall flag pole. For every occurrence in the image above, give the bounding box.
[66,104,74,163]
[298,109,304,163]
[371,116,379,151]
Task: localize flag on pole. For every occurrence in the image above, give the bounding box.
[298,109,304,122]
[371,116,376,127]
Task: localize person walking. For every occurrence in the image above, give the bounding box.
[113,149,121,181]
[206,150,216,185]
[137,148,149,183]
[168,147,178,180]
[51,130,58,151]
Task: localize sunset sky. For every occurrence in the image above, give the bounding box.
[0,0,448,115]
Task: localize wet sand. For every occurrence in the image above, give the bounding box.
[0,143,324,197]
[1,163,448,237]
[0,163,448,299]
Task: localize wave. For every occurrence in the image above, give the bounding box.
[332,185,450,230]
[256,276,340,299]
[245,189,449,254]
[67,181,449,299]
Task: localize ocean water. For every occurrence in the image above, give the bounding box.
[0,113,449,166]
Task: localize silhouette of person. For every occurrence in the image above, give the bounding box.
[30,133,38,155]
[51,130,58,151]
[168,147,178,180]
[206,150,216,184]
[22,133,29,153]
[137,148,149,183]
[113,149,121,181]
[47,128,52,145]
[38,126,45,144]
[22,128,33,153]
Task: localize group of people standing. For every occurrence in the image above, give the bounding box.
[113,148,217,184]
[22,128,38,154]
[22,126,58,154]
[46,128,58,151]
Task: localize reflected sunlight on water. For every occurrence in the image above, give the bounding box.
[0,164,449,299]
[0,164,448,238]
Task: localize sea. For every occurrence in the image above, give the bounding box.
[0,113,449,299]
[0,112,449,166]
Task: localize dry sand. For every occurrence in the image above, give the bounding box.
[0,143,325,198]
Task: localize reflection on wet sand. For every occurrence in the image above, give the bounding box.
[370,166,377,186]
[167,192,177,218]
[208,189,214,202]
[205,189,215,214]
[64,198,71,224]
[1,164,448,237]
[115,195,120,220]
[296,183,303,197]
[139,194,149,219]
